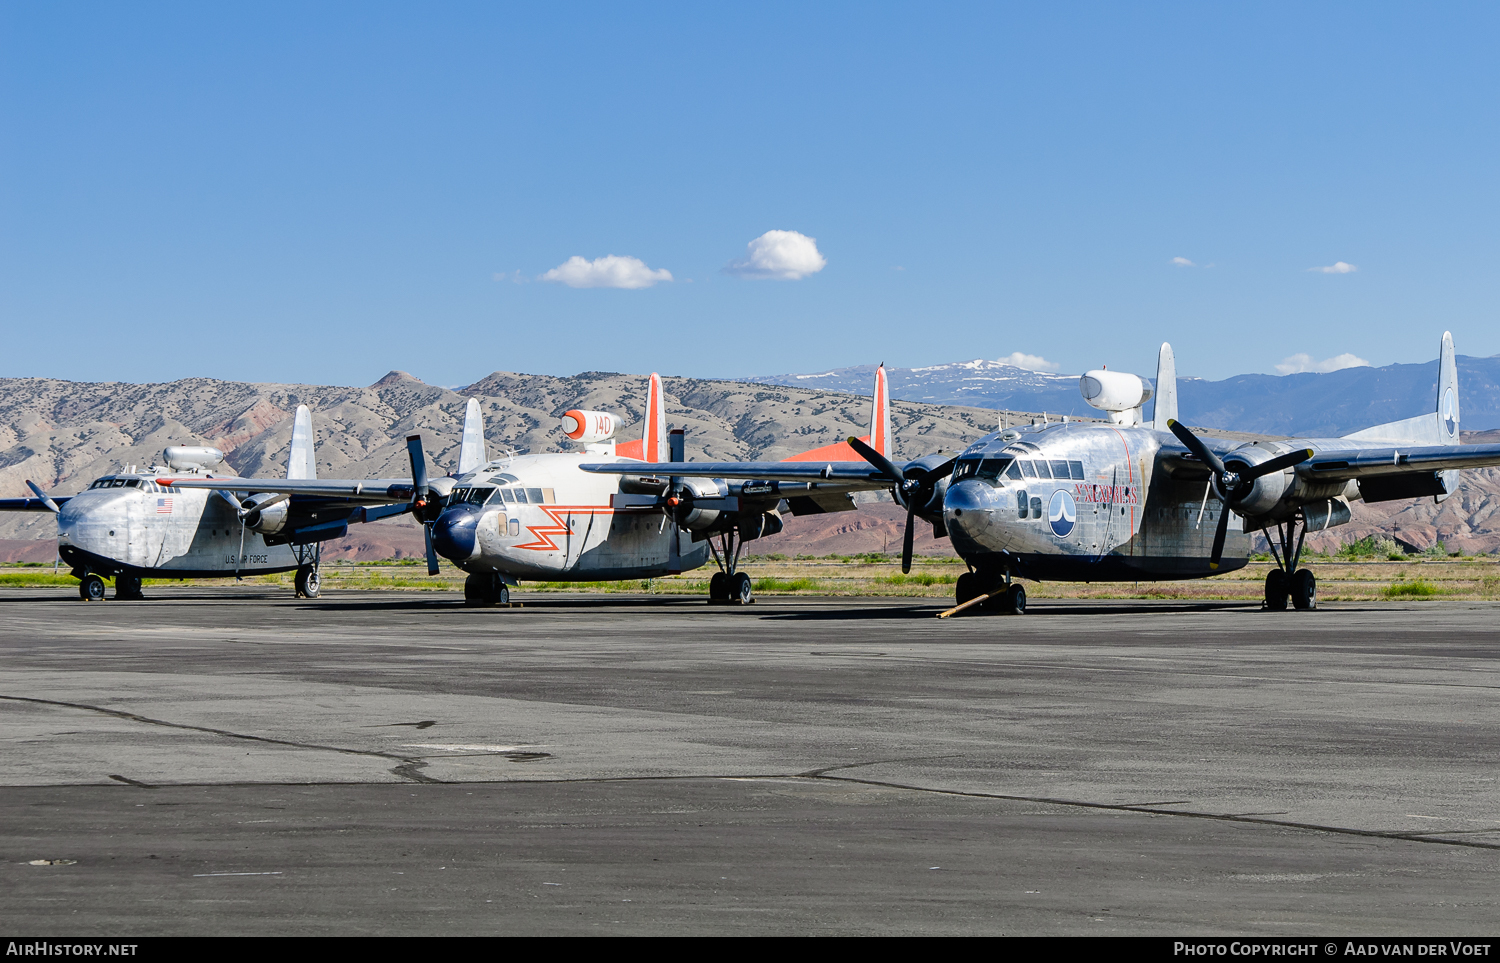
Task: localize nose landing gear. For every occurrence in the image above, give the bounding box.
[1263,513,1317,611]
[463,572,511,606]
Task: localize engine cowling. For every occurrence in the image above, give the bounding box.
[243,493,291,534]
[562,410,618,444]
[672,478,726,531]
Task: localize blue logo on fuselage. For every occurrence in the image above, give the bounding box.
[1048,489,1076,538]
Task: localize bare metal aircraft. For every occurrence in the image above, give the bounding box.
[0,405,467,601]
[580,332,1497,614]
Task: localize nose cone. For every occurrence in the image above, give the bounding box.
[432,507,479,562]
[943,479,1000,548]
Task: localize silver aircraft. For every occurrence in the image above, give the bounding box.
[178,370,894,606]
[581,332,1500,614]
[420,369,895,605]
[1,404,472,601]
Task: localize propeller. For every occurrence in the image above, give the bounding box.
[1167,419,1314,569]
[214,489,291,580]
[24,480,61,514]
[406,434,441,576]
[846,437,955,574]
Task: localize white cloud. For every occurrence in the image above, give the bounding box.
[1275,352,1372,375]
[1310,261,1358,274]
[999,352,1061,372]
[1171,256,1196,267]
[724,230,827,280]
[540,255,672,289]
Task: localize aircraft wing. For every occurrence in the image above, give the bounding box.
[578,460,895,488]
[166,477,418,501]
[1300,444,1500,481]
[0,497,72,512]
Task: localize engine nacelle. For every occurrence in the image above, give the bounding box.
[673,478,725,531]
[1222,449,1292,516]
[562,410,618,444]
[164,446,225,471]
[1080,371,1154,413]
[243,493,291,534]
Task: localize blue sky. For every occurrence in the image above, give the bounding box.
[2,2,1497,387]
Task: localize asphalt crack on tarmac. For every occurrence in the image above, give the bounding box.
[803,772,1500,852]
[0,694,441,785]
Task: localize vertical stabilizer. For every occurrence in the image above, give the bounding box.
[869,365,892,459]
[286,405,316,480]
[458,398,487,475]
[645,372,667,463]
[1438,330,1459,441]
[1152,343,1178,432]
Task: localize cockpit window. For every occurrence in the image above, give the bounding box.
[952,457,981,482]
[1005,460,1023,480]
[976,457,1012,482]
[450,487,495,505]
[1019,460,1037,479]
[1033,460,1053,480]
[1049,460,1072,480]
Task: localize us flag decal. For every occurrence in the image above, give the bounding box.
[156,497,173,514]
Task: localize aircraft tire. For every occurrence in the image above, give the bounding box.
[1264,570,1289,611]
[115,575,143,600]
[295,566,321,599]
[1006,583,1027,615]
[493,583,510,606]
[464,573,490,606]
[709,572,728,601]
[1291,570,1317,610]
[955,572,981,605]
[731,572,753,605]
[79,574,107,602]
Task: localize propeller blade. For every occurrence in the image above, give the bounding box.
[236,517,246,580]
[216,489,245,513]
[846,436,905,483]
[1209,503,1231,571]
[25,481,61,514]
[406,434,430,499]
[1239,448,1315,481]
[901,502,917,574]
[423,523,440,576]
[1166,420,1226,477]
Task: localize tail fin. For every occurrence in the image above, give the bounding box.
[1342,331,1459,448]
[286,405,316,480]
[617,372,666,461]
[1152,342,1178,432]
[868,364,892,460]
[783,364,890,463]
[457,398,487,475]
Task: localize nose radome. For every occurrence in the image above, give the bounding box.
[942,479,997,539]
[431,508,479,561]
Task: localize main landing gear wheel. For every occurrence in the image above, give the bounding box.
[79,574,107,602]
[731,572,754,605]
[114,575,143,600]
[1004,583,1027,615]
[1291,569,1317,610]
[709,572,728,601]
[295,565,321,599]
[1264,569,1288,611]
[955,572,981,606]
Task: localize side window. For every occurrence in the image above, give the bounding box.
[1016,489,1028,517]
[1030,496,1043,519]
[1049,460,1071,480]
[1034,460,1053,480]
[1068,460,1084,480]
[511,489,528,504]
[542,488,555,504]
[526,488,544,504]
[508,518,521,537]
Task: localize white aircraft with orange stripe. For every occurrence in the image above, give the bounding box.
[424,367,897,605]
